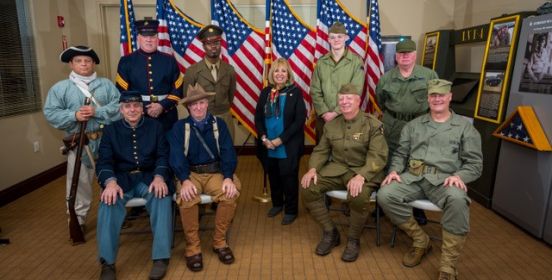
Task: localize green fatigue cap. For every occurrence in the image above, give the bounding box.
[427,79,452,95]
[338,83,361,96]
[329,21,347,34]
[395,39,416,53]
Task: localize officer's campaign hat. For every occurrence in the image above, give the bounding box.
[135,19,159,36]
[198,24,223,43]
[329,21,347,35]
[60,45,100,64]
[395,39,416,53]
[338,83,361,96]
[181,84,215,105]
[427,79,452,95]
[119,91,143,103]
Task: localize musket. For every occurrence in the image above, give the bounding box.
[67,97,91,245]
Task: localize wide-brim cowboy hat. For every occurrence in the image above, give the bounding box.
[181,83,215,105]
[60,45,100,64]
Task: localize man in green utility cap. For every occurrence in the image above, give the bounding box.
[310,21,365,142]
[301,83,388,263]
[377,79,483,280]
[376,38,438,224]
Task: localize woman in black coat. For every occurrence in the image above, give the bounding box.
[254,58,306,225]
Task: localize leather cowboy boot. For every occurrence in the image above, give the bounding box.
[305,199,339,255]
[399,216,432,267]
[213,202,236,264]
[179,204,203,272]
[341,208,369,262]
[439,230,467,279]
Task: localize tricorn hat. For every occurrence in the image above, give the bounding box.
[181,84,215,105]
[119,91,143,103]
[60,45,100,64]
[198,24,224,42]
[135,19,159,36]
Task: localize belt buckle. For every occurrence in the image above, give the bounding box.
[150,95,158,102]
[130,169,141,174]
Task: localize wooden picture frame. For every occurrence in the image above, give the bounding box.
[421,31,440,70]
[474,15,521,124]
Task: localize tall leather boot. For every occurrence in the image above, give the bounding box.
[398,216,432,267]
[438,230,467,280]
[213,202,237,264]
[305,199,339,255]
[179,204,201,257]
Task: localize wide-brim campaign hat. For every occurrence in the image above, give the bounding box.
[119,91,143,103]
[181,84,215,105]
[60,46,100,64]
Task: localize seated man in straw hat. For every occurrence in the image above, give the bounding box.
[168,84,241,272]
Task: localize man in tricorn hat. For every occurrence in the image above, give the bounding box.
[95,91,173,280]
[378,79,482,280]
[168,84,241,272]
[182,24,237,140]
[44,45,120,233]
[310,21,365,142]
[301,83,388,262]
[115,18,183,132]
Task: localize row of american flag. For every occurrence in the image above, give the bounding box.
[121,0,384,143]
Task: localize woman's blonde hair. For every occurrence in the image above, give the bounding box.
[267,58,295,86]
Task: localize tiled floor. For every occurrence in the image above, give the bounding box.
[1,156,551,279]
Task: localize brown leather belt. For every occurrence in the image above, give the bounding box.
[190,162,221,174]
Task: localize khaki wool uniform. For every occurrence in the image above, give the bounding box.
[183,59,237,139]
[302,112,388,239]
[310,50,365,140]
[376,65,438,154]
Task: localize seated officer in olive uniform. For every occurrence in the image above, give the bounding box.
[168,84,240,272]
[301,84,388,262]
[96,91,173,280]
[116,18,183,132]
[376,39,439,225]
[377,79,483,280]
[182,24,237,139]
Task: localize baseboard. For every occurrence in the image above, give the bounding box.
[0,162,67,207]
[468,188,492,208]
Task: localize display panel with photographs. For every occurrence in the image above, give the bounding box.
[474,15,521,124]
[421,32,439,69]
[516,27,552,94]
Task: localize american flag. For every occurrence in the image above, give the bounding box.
[212,0,265,136]
[270,0,317,142]
[499,114,532,144]
[119,0,137,56]
[156,0,204,73]
[364,0,384,113]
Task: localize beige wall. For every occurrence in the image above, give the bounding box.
[0,0,545,191]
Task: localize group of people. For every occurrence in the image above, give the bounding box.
[43,18,483,280]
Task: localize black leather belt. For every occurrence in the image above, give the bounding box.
[386,109,424,122]
[190,162,221,174]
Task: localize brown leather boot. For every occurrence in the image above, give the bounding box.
[179,204,201,257]
[439,230,466,278]
[213,202,236,247]
[399,216,431,267]
[341,238,360,262]
[438,271,456,280]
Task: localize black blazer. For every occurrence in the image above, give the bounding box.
[254,83,306,170]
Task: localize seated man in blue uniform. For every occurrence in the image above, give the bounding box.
[115,18,183,132]
[168,84,240,272]
[95,91,173,280]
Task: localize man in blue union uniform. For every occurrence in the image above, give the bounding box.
[115,18,183,132]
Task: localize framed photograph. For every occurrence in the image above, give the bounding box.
[421,31,439,69]
[474,15,521,124]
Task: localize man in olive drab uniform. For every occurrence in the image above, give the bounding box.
[301,84,388,262]
[115,18,183,132]
[310,22,365,142]
[377,79,483,280]
[182,24,237,140]
[376,39,438,224]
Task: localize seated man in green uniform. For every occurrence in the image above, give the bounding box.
[377,79,483,280]
[301,84,388,262]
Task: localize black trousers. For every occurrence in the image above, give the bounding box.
[267,156,300,215]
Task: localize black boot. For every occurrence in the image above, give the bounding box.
[315,227,340,256]
[341,238,360,262]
